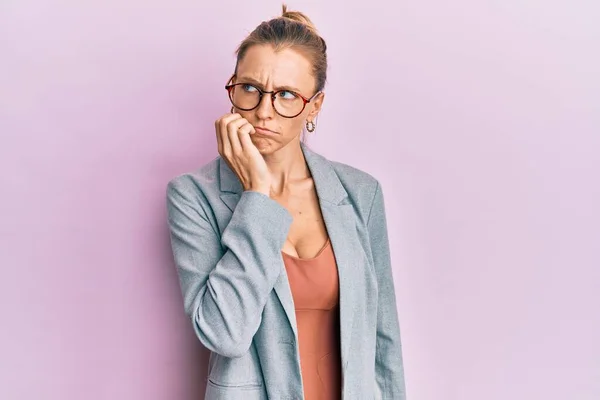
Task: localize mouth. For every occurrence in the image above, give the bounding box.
[254,126,279,136]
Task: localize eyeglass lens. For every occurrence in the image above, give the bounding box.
[230,84,304,117]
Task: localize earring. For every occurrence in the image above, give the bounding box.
[306,120,316,132]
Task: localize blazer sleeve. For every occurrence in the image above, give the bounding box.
[367,181,408,399]
[166,176,293,358]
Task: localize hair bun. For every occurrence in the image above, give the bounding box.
[281,4,318,32]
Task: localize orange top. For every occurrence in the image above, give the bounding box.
[282,239,342,400]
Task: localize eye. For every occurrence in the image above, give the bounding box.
[242,84,258,92]
[277,90,298,100]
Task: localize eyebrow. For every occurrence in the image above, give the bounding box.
[237,76,303,93]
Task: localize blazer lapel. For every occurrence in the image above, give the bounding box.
[218,143,359,371]
[301,142,359,371]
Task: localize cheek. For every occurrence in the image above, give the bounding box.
[283,118,305,136]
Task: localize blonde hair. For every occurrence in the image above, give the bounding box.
[280,4,318,33]
[234,4,328,93]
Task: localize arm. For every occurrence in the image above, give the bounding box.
[166,177,293,358]
[367,181,408,399]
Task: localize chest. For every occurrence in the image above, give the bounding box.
[273,186,329,260]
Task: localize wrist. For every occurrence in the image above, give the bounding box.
[244,181,270,196]
[249,186,270,196]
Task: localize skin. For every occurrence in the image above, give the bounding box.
[215,44,328,259]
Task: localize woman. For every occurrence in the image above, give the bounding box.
[166,5,407,400]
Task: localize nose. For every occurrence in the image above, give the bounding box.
[255,92,275,120]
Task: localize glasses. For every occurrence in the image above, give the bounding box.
[225,76,321,118]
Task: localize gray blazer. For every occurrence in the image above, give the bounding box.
[166,142,407,399]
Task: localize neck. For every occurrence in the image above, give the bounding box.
[263,140,310,196]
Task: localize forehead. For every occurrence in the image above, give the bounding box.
[236,45,315,91]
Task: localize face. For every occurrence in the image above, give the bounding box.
[231,44,325,154]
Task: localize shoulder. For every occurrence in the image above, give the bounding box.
[166,156,221,202]
[327,158,383,221]
[330,159,380,192]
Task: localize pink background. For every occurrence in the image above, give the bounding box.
[1,1,599,399]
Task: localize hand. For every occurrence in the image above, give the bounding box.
[215,112,272,195]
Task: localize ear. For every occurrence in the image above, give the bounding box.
[307,92,325,120]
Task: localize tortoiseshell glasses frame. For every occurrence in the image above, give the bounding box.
[225,75,321,119]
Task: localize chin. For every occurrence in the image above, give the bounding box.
[252,136,279,154]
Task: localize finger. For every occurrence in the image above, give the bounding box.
[222,112,242,124]
[238,128,257,153]
[228,124,243,155]
[237,123,256,151]
[219,113,243,156]
[218,113,243,143]
[239,121,256,135]
[215,118,223,155]
[226,117,250,139]
[227,118,249,156]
